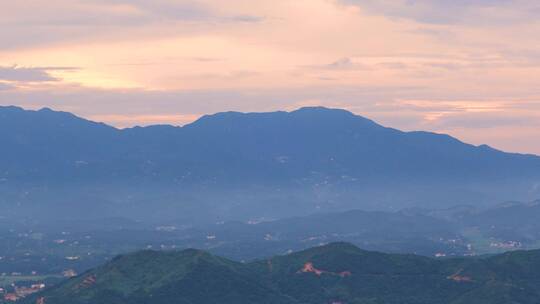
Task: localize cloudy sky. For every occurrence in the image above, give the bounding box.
[1,0,540,154]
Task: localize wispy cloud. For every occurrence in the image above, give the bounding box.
[0,66,67,82]
[0,1,265,50]
[322,57,370,70]
[339,0,536,25]
[0,83,14,90]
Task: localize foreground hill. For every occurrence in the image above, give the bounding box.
[1,106,540,223]
[24,243,540,304]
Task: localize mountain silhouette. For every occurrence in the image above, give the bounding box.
[1,105,539,223]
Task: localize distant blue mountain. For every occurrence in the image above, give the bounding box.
[1,105,539,223]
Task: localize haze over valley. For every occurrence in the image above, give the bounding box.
[2,0,540,303]
[1,106,540,303]
[2,106,539,224]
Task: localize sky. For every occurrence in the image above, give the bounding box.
[1,0,540,154]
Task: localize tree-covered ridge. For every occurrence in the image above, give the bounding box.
[23,243,540,304]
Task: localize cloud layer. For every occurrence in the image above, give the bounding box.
[340,0,535,24]
[0,66,75,82]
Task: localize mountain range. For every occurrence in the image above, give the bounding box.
[1,105,540,223]
[23,242,540,304]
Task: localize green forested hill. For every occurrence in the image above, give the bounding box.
[23,243,540,304]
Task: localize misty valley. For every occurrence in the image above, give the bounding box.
[4,0,540,301]
[0,106,540,303]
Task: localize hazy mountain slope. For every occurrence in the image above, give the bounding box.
[0,106,120,180]
[186,209,466,259]
[3,105,540,183]
[1,105,540,222]
[24,243,540,304]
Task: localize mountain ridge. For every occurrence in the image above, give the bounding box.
[22,242,540,304]
[1,105,538,157]
[1,105,540,223]
[0,105,529,156]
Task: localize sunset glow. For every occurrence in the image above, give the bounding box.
[1,0,540,153]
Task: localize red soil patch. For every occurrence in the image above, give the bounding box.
[298,262,352,278]
[447,269,473,282]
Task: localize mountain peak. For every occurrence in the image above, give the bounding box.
[0,105,26,113]
[0,105,116,132]
[38,107,54,112]
[185,106,381,133]
[291,106,353,115]
[315,241,361,251]
[290,242,368,259]
[116,247,211,262]
[290,106,375,121]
